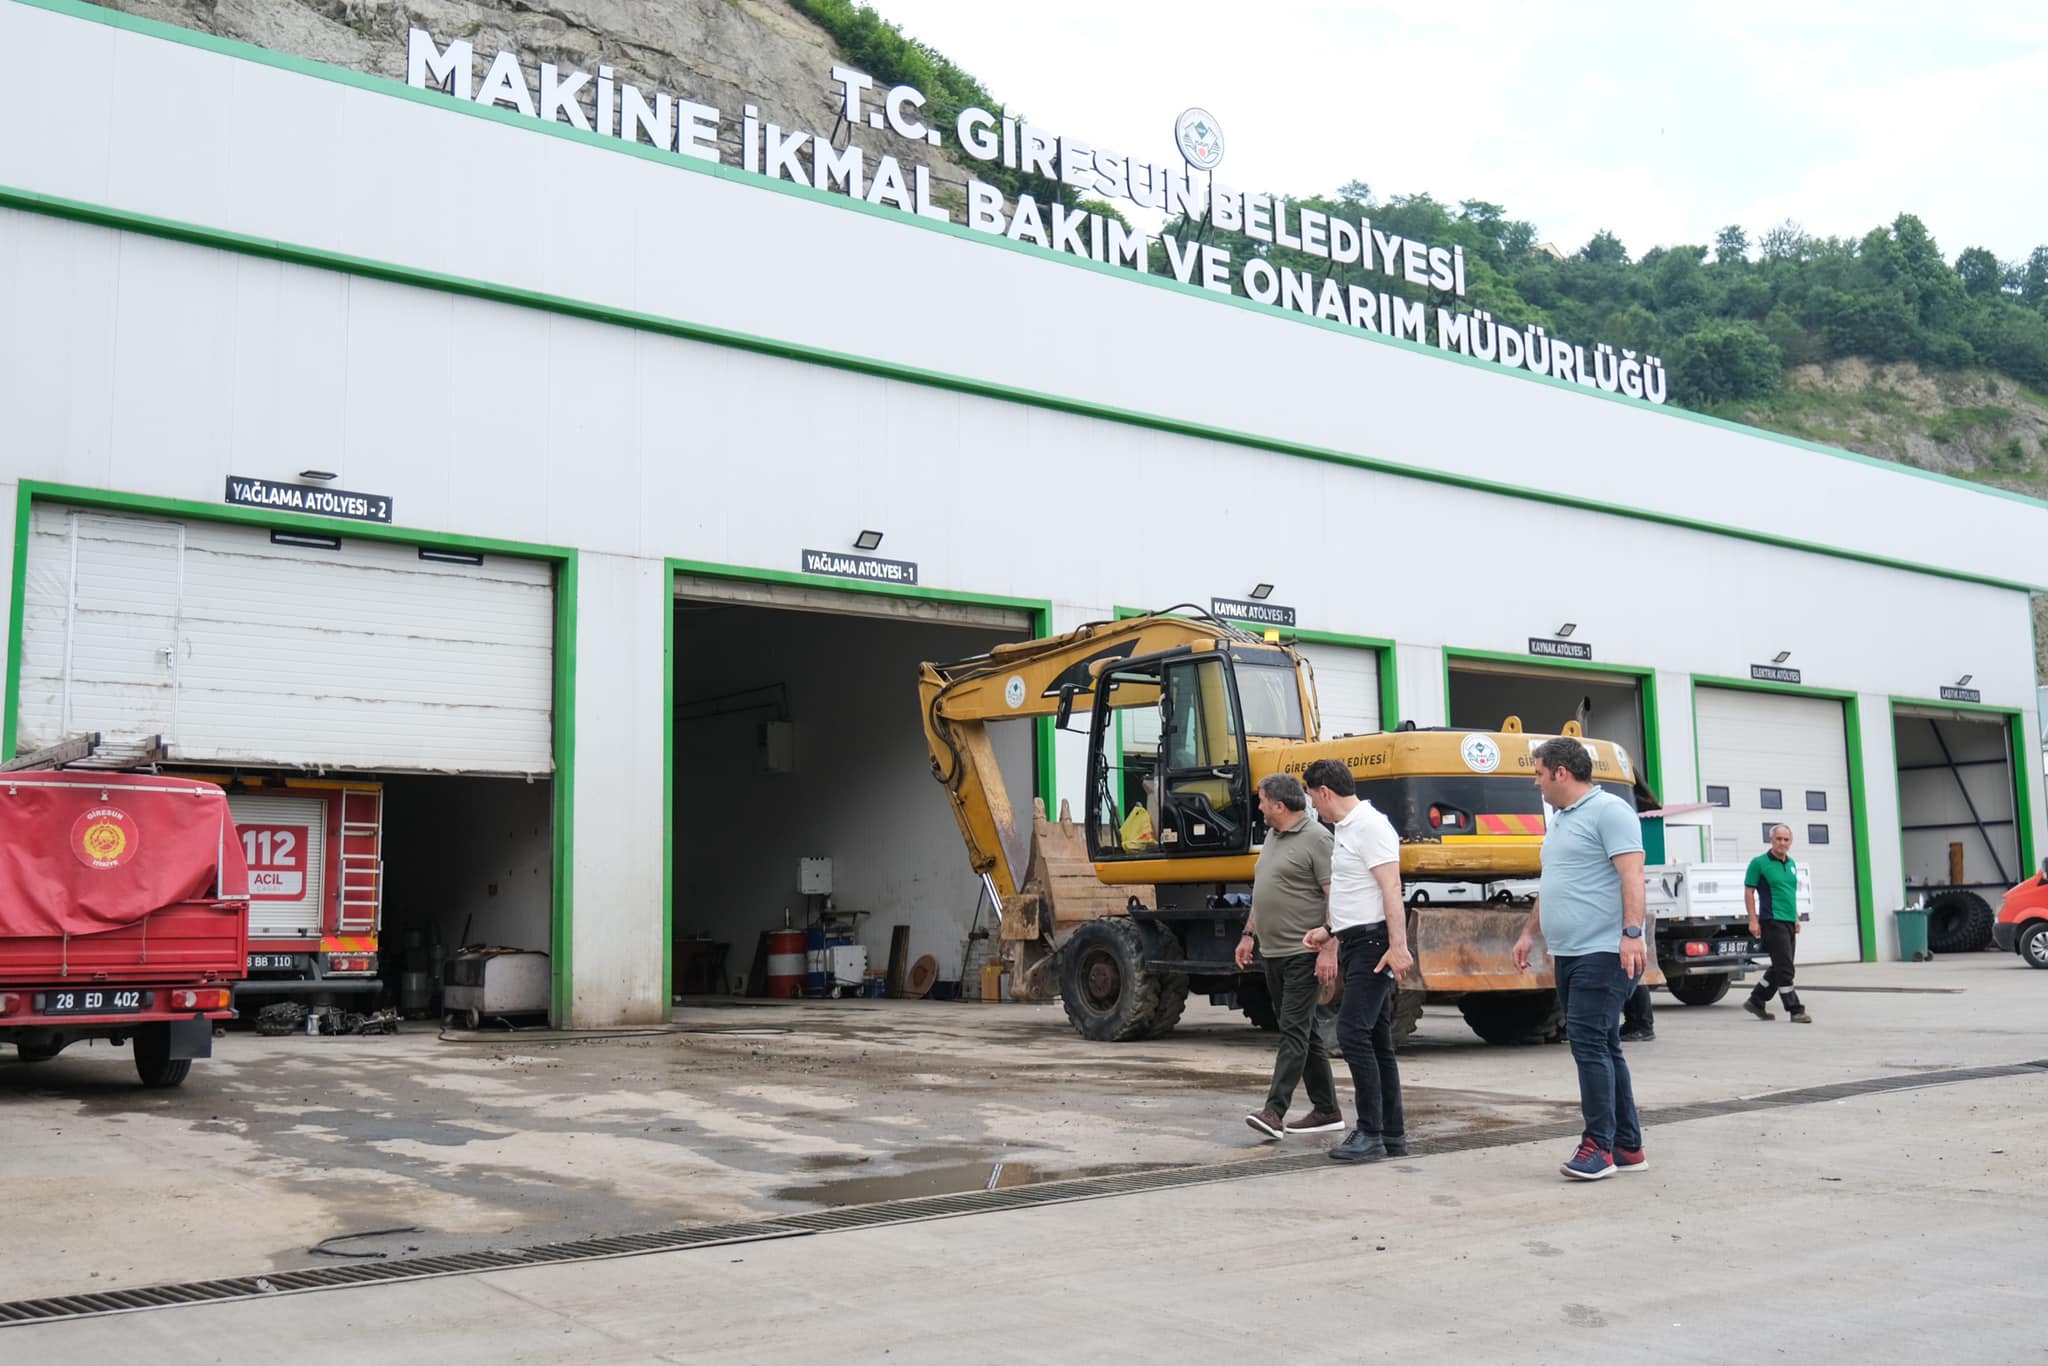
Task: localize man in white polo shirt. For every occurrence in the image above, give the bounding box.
[1301,758,1415,1162]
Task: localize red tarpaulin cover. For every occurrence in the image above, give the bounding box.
[0,772,249,937]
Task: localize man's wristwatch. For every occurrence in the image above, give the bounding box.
[1621,925,1644,939]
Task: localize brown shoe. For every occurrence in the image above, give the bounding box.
[1284,1108,1345,1134]
[1245,1106,1287,1139]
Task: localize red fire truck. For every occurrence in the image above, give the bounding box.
[0,771,248,1086]
[218,780,385,1004]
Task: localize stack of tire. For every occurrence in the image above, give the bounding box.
[1924,889,1994,954]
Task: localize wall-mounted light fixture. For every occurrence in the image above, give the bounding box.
[270,530,340,551]
[1554,622,1577,638]
[297,469,339,483]
[419,547,485,567]
[1955,674,1973,687]
[1249,583,1275,601]
[853,529,884,551]
[1772,651,1791,664]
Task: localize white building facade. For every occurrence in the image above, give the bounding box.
[3,0,2041,1023]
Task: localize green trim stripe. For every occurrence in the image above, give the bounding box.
[16,0,2048,521]
[1693,674,1877,962]
[3,482,585,1017]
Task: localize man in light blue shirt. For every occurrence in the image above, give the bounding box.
[1513,736,1648,1181]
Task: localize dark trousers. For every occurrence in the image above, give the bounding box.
[1623,982,1655,1033]
[1554,952,1642,1153]
[1263,953,1338,1117]
[1335,925,1405,1140]
[1749,919,1802,1012]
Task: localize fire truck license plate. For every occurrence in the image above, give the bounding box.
[40,989,150,1016]
[248,955,299,971]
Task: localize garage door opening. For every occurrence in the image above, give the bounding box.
[671,577,1036,1002]
[1695,687,1862,963]
[223,772,557,1023]
[1447,659,1646,767]
[1894,706,2020,954]
[19,502,563,1022]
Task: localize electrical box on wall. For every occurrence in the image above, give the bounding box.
[764,721,796,773]
[798,857,833,895]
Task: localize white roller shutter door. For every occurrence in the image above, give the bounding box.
[1298,644,1382,738]
[18,507,555,774]
[228,793,328,939]
[1694,687,1862,963]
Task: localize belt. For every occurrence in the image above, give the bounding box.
[1336,922,1389,940]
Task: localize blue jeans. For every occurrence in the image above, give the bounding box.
[1554,952,1642,1152]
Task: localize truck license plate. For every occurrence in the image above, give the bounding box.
[247,954,298,971]
[39,989,150,1016]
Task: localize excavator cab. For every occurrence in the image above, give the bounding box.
[1083,644,1306,862]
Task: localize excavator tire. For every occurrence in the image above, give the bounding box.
[1234,972,1279,1031]
[1060,917,1164,1042]
[1391,989,1424,1049]
[1925,890,1994,954]
[1457,992,1565,1046]
[1141,925,1191,1039]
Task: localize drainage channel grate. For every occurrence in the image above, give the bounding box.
[5,1057,2043,1327]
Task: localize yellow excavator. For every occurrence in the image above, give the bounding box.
[919,609,1651,1045]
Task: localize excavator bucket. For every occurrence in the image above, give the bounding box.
[1000,800,1155,1001]
[1410,906,1665,992]
[1006,799,1152,940]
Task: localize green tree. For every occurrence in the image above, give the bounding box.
[1955,247,2003,297]
[1713,225,1748,265]
[1578,230,1630,266]
[1669,320,1783,402]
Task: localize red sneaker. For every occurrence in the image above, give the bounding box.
[1613,1145,1648,1172]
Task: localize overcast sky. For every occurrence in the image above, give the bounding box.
[867,1,2047,263]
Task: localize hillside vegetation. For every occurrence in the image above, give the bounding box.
[797,3,2048,476]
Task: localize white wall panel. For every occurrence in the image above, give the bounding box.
[570,550,669,1026]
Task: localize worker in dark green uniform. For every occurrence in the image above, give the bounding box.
[1743,824,1811,1024]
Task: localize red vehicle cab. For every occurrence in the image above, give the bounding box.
[0,772,249,1086]
[1992,861,2048,969]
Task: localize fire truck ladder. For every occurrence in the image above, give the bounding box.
[337,787,383,934]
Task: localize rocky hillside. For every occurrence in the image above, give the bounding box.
[1710,360,2048,499]
[94,0,978,202]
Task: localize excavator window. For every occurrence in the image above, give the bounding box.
[1088,653,1253,860]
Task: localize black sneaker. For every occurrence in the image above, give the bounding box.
[1743,998,1773,1021]
[1284,1107,1345,1135]
[1328,1129,1388,1163]
[1382,1134,1410,1157]
[1619,1027,1655,1042]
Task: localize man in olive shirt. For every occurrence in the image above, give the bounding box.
[1235,773,1341,1139]
[1744,824,1812,1023]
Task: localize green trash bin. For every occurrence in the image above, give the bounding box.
[1895,907,1932,962]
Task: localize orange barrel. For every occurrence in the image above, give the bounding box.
[766,930,807,998]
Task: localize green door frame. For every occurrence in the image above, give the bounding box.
[4,481,583,1021]
[1886,695,2038,897]
[1442,648,1666,861]
[664,558,1053,1005]
[1691,674,1877,962]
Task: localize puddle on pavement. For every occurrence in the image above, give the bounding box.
[775,1158,1175,1206]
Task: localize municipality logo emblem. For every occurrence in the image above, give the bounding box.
[1460,734,1501,774]
[1005,675,1027,709]
[1174,107,1225,172]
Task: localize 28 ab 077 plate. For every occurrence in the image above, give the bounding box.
[38,988,151,1016]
